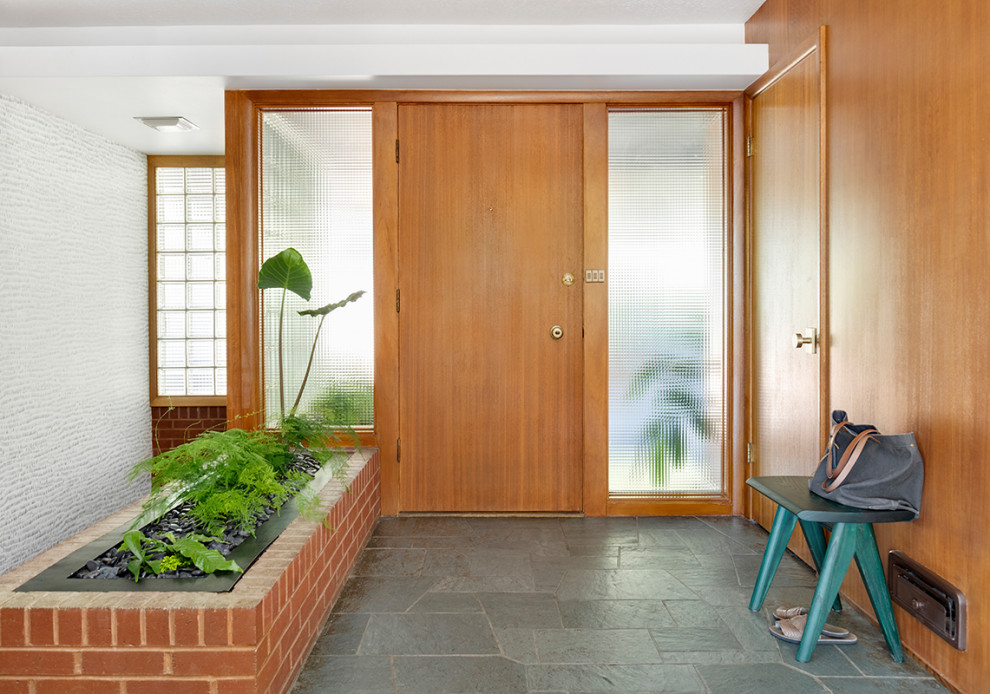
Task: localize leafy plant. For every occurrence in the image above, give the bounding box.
[120,529,242,581]
[257,247,313,420]
[120,248,364,582]
[258,247,365,419]
[626,325,716,487]
[294,290,365,414]
[310,376,374,427]
[129,417,349,537]
[130,427,293,534]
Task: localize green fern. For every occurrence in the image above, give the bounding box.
[129,411,355,537]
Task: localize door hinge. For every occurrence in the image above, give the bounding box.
[746,442,754,464]
[397,437,401,463]
[395,139,400,164]
[395,288,400,313]
[746,136,754,158]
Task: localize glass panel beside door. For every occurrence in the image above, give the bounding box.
[259,108,375,429]
[608,108,727,497]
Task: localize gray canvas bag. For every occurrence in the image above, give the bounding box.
[809,410,924,519]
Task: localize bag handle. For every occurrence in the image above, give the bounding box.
[822,427,879,492]
[822,418,851,476]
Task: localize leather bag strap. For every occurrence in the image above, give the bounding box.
[822,428,879,492]
[823,419,851,475]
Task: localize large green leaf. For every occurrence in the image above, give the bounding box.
[121,530,148,581]
[257,247,313,301]
[297,289,366,317]
[166,534,244,575]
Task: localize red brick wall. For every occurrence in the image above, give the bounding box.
[0,449,380,694]
[152,406,227,455]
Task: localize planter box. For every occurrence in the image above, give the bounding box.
[0,448,380,694]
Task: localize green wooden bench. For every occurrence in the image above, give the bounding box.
[747,475,914,662]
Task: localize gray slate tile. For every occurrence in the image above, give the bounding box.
[309,613,370,656]
[556,569,696,601]
[335,576,436,613]
[558,600,675,629]
[295,517,950,694]
[292,655,394,694]
[360,613,500,655]
[818,677,951,693]
[534,628,663,664]
[526,663,704,692]
[649,626,743,652]
[478,592,563,629]
[697,663,828,693]
[394,655,528,693]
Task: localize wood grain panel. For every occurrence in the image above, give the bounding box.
[223,92,262,430]
[397,104,584,512]
[748,3,990,691]
[373,102,400,514]
[242,90,743,108]
[582,103,609,517]
[607,497,732,516]
[729,95,747,517]
[747,37,825,567]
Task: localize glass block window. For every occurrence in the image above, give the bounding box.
[260,108,374,428]
[151,162,226,400]
[608,109,726,495]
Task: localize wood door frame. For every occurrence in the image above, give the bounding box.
[225,89,745,517]
[744,26,829,519]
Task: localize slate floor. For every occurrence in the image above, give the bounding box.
[292,516,950,694]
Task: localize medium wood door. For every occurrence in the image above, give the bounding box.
[748,32,828,541]
[397,104,584,512]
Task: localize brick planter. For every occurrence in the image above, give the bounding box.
[0,448,380,694]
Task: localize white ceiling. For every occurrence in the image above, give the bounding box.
[0,0,768,155]
[0,0,766,27]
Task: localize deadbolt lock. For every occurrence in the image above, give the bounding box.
[562,273,575,286]
[550,325,564,340]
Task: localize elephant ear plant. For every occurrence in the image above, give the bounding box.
[117,248,365,581]
[256,246,313,420]
[257,247,365,420]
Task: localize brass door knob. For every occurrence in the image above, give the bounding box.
[550,325,564,340]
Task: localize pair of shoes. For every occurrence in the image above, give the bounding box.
[773,606,851,638]
[770,613,857,645]
[773,605,810,620]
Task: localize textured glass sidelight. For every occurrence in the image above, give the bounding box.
[260,109,374,427]
[608,109,726,495]
[155,166,226,397]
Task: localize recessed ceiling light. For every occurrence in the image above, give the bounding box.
[135,116,199,133]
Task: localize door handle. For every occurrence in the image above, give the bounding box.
[550,325,564,340]
[793,327,818,354]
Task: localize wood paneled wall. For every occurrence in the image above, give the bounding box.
[747,2,989,691]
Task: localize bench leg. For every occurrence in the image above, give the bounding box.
[854,523,905,662]
[798,520,843,613]
[749,506,797,611]
[796,522,858,662]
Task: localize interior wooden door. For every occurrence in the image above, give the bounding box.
[397,103,584,512]
[748,30,828,545]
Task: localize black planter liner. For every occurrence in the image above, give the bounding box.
[15,459,342,593]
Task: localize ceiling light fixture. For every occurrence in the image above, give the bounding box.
[135,116,199,133]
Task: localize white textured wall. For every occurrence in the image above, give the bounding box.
[0,94,150,575]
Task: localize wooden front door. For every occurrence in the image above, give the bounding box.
[749,30,829,540]
[397,104,584,512]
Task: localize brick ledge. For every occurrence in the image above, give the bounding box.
[0,448,382,694]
